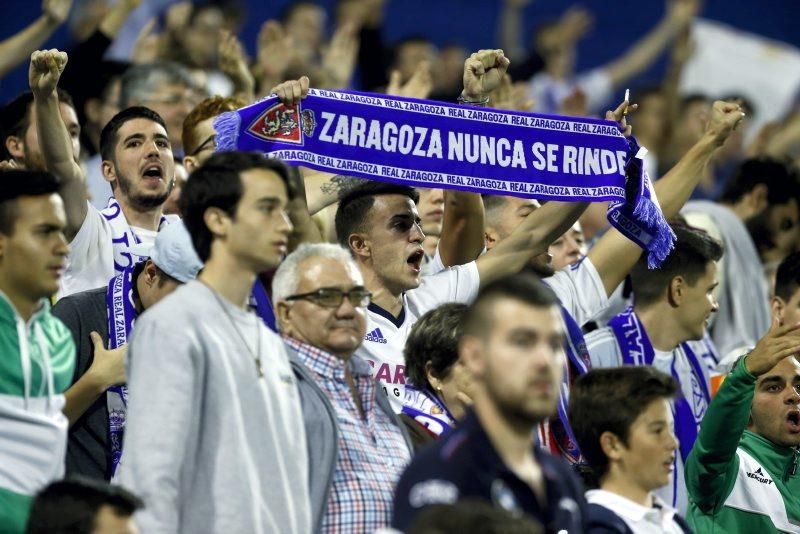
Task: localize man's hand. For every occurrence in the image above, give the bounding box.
[42,0,73,26]
[29,49,67,99]
[604,98,638,137]
[321,23,359,88]
[219,29,255,97]
[387,61,433,100]
[257,20,293,81]
[87,331,127,388]
[745,317,800,376]
[704,100,746,147]
[270,76,310,106]
[462,49,510,101]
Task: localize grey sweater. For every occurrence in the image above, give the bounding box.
[117,281,311,533]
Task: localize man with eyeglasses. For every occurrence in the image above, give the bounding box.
[273,243,413,533]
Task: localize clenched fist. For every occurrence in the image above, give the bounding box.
[462,49,510,102]
[29,49,67,99]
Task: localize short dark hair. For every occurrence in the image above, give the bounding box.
[720,158,800,205]
[1,89,75,160]
[775,251,800,302]
[630,224,723,307]
[404,303,468,390]
[25,477,143,534]
[407,499,542,534]
[569,366,678,479]
[99,106,168,163]
[334,181,420,248]
[0,170,61,234]
[461,273,558,341]
[180,151,294,261]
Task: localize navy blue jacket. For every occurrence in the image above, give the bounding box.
[391,410,587,532]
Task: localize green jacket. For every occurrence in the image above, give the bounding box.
[0,292,75,533]
[686,357,800,533]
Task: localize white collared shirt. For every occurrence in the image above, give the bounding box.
[586,489,685,534]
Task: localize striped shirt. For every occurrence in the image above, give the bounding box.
[286,338,411,533]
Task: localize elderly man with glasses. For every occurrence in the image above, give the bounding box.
[273,243,413,534]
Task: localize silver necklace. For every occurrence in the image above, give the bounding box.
[201,281,263,378]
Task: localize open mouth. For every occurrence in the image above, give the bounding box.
[787,411,800,432]
[142,164,164,180]
[407,249,425,273]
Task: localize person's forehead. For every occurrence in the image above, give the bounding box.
[239,168,287,198]
[372,194,417,215]
[117,117,169,140]
[194,117,217,137]
[491,298,560,333]
[758,357,800,383]
[14,194,65,226]
[297,256,361,289]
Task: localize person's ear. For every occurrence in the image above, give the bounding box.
[348,233,371,260]
[740,183,769,216]
[101,159,117,184]
[772,296,786,326]
[183,155,197,173]
[142,260,159,288]
[484,227,498,251]
[5,135,25,161]
[600,431,624,462]
[668,275,685,307]
[203,207,230,238]
[425,361,441,392]
[276,301,293,334]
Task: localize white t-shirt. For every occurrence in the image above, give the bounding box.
[356,261,481,413]
[584,327,713,515]
[586,490,685,534]
[544,257,609,327]
[57,201,178,299]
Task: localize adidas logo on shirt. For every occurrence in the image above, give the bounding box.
[365,328,388,344]
[746,467,773,485]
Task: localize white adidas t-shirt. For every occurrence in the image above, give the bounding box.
[584,327,713,515]
[356,261,481,413]
[58,201,178,299]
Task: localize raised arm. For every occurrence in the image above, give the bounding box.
[603,0,697,88]
[438,191,485,267]
[477,200,588,287]
[0,0,71,78]
[29,49,87,239]
[687,319,800,511]
[588,100,745,296]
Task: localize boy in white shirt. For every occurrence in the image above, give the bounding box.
[569,366,692,534]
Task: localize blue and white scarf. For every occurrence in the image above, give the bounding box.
[215,89,674,267]
[608,307,711,462]
[401,384,456,438]
[545,305,592,463]
[101,197,168,274]
[105,264,139,477]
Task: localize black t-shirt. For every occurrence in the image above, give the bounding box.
[52,287,115,481]
[392,409,587,532]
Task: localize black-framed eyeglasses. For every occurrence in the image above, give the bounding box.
[286,287,372,308]
[190,135,216,156]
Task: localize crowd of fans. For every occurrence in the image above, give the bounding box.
[1,0,800,532]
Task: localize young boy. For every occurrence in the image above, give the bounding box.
[569,366,692,533]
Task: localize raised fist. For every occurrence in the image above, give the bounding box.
[29,49,67,98]
[462,49,510,101]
